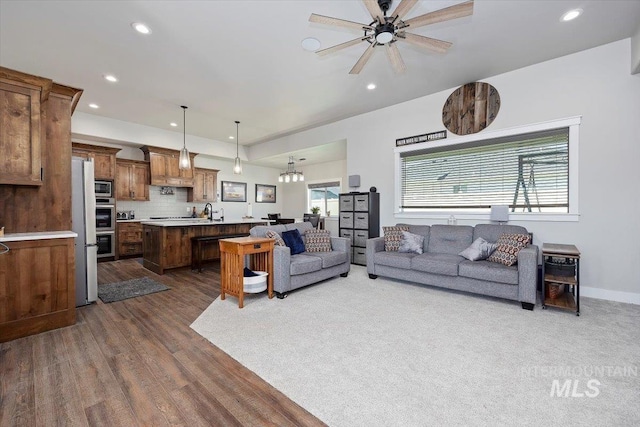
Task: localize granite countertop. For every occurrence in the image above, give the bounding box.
[140,218,267,227]
[0,230,78,242]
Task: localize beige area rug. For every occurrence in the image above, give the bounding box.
[191,266,640,426]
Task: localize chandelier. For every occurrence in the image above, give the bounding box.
[279,156,304,183]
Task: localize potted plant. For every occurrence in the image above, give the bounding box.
[310,206,320,214]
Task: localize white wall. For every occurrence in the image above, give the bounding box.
[258,40,640,303]
[632,24,640,74]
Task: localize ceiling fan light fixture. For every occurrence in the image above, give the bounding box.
[178,105,191,170]
[375,22,395,44]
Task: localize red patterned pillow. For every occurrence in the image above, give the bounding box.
[486,233,531,266]
[383,226,409,252]
[304,229,331,252]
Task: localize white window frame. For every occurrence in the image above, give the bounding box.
[394,116,581,222]
[306,178,343,215]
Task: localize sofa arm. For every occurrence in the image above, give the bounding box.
[517,245,539,305]
[273,245,292,293]
[330,236,350,253]
[366,237,385,275]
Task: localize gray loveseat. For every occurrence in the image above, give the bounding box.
[250,222,350,297]
[366,224,538,309]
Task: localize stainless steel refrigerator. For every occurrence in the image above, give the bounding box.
[72,157,98,306]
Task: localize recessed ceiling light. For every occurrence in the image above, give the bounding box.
[89,103,99,109]
[104,74,118,82]
[170,122,177,127]
[301,37,321,52]
[561,9,582,22]
[229,136,235,139]
[132,22,151,34]
[367,83,376,90]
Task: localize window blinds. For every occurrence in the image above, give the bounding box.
[400,128,569,212]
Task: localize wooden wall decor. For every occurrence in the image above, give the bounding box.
[442,82,500,135]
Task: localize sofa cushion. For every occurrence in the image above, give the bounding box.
[411,253,465,276]
[473,224,529,244]
[285,221,313,234]
[265,230,285,246]
[282,229,305,255]
[487,233,531,266]
[459,237,497,261]
[304,229,331,252]
[459,260,519,285]
[397,224,430,252]
[398,231,424,254]
[290,254,323,275]
[373,251,414,269]
[308,251,348,268]
[383,226,409,251]
[427,225,474,255]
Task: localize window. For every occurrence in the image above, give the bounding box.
[307,181,341,216]
[398,122,578,215]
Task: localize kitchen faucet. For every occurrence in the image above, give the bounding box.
[204,202,213,221]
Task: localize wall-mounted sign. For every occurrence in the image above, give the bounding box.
[396,130,447,147]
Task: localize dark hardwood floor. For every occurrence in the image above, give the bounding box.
[0,259,325,426]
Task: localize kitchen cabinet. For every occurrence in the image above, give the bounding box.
[116,159,150,201]
[117,221,143,258]
[72,142,120,180]
[0,237,76,343]
[140,145,196,187]
[188,167,219,202]
[164,226,194,269]
[0,67,52,186]
[339,191,380,265]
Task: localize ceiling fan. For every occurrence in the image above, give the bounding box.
[309,0,474,74]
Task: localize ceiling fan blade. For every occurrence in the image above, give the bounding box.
[398,32,452,53]
[316,37,370,56]
[386,43,406,74]
[362,0,384,23]
[402,0,474,29]
[309,13,373,31]
[349,43,377,75]
[390,0,418,22]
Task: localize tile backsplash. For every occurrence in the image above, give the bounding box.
[117,187,203,218]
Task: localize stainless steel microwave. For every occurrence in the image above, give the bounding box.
[94,180,113,198]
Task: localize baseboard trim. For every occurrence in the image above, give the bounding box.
[580,286,640,305]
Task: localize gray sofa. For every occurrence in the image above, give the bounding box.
[250,222,350,297]
[366,224,538,309]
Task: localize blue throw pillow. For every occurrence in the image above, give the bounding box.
[282,229,305,255]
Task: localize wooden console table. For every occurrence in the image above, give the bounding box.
[219,237,274,308]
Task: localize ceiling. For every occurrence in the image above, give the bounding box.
[1,1,639,167]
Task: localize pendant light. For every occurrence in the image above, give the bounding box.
[178,105,191,170]
[233,120,242,174]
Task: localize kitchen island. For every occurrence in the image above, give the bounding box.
[141,219,268,274]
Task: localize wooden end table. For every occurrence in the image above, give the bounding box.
[219,236,274,308]
[541,243,581,316]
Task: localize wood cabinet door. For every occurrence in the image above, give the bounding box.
[149,152,167,183]
[164,227,192,268]
[143,226,161,266]
[189,170,205,202]
[92,152,115,180]
[204,171,217,201]
[131,163,149,201]
[165,153,181,179]
[115,162,132,200]
[0,81,42,186]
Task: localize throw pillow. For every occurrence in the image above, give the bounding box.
[398,231,424,254]
[383,225,409,252]
[265,229,285,246]
[486,233,531,266]
[459,237,498,261]
[304,229,331,252]
[281,229,306,255]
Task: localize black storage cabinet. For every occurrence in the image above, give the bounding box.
[338,191,380,265]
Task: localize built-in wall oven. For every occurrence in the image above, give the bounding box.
[96,197,115,258]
